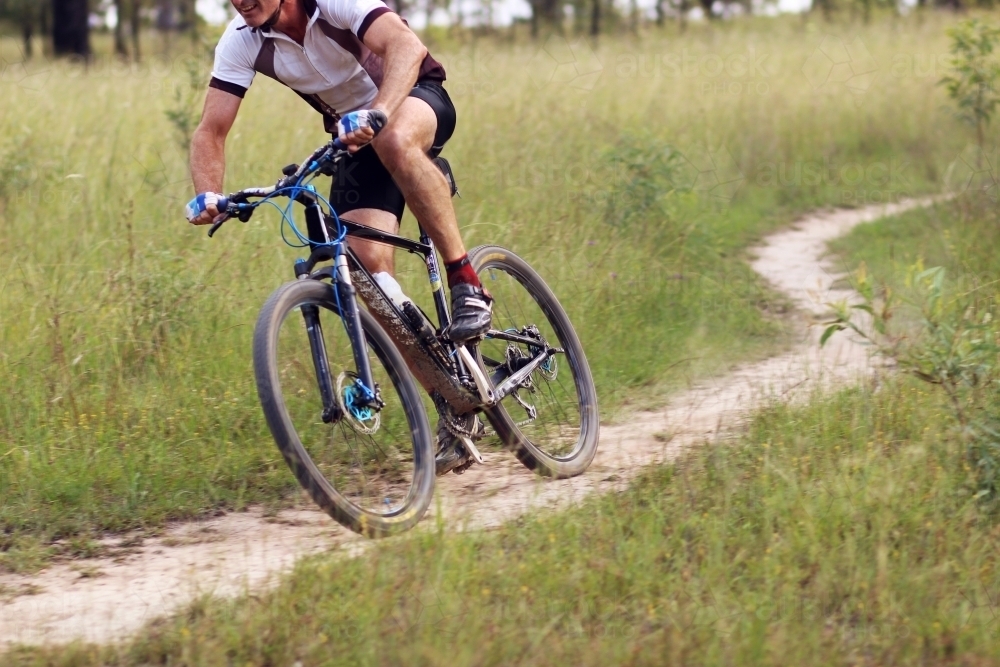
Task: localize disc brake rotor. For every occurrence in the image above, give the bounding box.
[335,372,381,436]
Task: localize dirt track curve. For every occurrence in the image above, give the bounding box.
[0,199,933,647]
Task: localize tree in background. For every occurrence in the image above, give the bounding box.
[941,19,1000,158]
[114,0,128,56]
[0,0,47,58]
[111,0,146,60]
[131,0,142,58]
[52,0,90,58]
[528,0,562,37]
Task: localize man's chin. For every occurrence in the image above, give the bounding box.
[234,3,267,25]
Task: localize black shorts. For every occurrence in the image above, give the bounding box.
[328,81,456,221]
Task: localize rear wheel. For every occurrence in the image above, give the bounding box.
[470,246,600,478]
[253,279,435,537]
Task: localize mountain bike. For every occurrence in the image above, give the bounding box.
[206,126,599,537]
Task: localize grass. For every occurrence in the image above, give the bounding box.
[23,184,1000,661]
[0,12,977,570]
[829,195,1000,296]
[13,377,1000,665]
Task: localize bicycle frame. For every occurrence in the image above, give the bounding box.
[212,141,560,420]
[290,192,487,416]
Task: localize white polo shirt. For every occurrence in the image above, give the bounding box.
[209,0,445,132]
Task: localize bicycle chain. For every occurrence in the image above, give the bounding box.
[432,392,483,440]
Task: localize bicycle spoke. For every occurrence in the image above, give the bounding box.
[274,297,418,516]
[479,263,585,460]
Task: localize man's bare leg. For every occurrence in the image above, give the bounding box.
[359,95,493,344]
[370,96,465,263]
[344,208,398,275]
[341,96,488,474]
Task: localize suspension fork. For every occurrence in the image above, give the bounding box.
[300,304,339,422]
[300,202,341,420]
[334,251,379,404]
[303,199,378,409]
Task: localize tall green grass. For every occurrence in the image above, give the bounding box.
[15,379,999,665]
[0,14,973,567]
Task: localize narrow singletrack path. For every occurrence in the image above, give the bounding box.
[0,199,932,647]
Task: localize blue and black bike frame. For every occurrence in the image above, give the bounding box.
[289,189,474,416]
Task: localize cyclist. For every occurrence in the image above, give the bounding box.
[185,0,489,474]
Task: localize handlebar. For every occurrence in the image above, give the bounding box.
[206,109,388,238]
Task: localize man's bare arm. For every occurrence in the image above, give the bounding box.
[337,13,426,150]
[364,13,425,117]
[189,88,242,224]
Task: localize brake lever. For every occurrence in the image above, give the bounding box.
[207,214,230,238]
[203,196,233,238]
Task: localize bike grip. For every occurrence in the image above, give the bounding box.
[332,110,388,151]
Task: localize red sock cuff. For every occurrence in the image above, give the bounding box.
[445,254,482,289]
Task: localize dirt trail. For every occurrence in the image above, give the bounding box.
[0,199,933,647]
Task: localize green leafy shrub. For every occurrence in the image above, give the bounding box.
[823,262,1000,502]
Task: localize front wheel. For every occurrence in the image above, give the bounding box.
[471,246,600,478]
[253,279,435,537]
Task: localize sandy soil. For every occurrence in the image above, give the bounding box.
[0,199,933,647]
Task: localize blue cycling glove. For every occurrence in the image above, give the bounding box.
[336,109,386,148]
[185,192,223,222]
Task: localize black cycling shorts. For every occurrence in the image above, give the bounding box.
[328,81,456,221]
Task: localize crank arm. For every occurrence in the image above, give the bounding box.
[456,345,496,406]
[460,435,485,464]
[494,348,563,400]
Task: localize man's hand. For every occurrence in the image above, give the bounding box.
[186,192,226,226]
[337,109,388,153]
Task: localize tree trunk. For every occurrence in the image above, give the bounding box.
[131,0,142,62]
[590,0,600,39]
[655,0,665,27]
[178,0,198,42]
[22,21,33,59]
[51,0,91,58]
[114,0,128,57]
[700,0,716,19]
[529,0,561,38]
